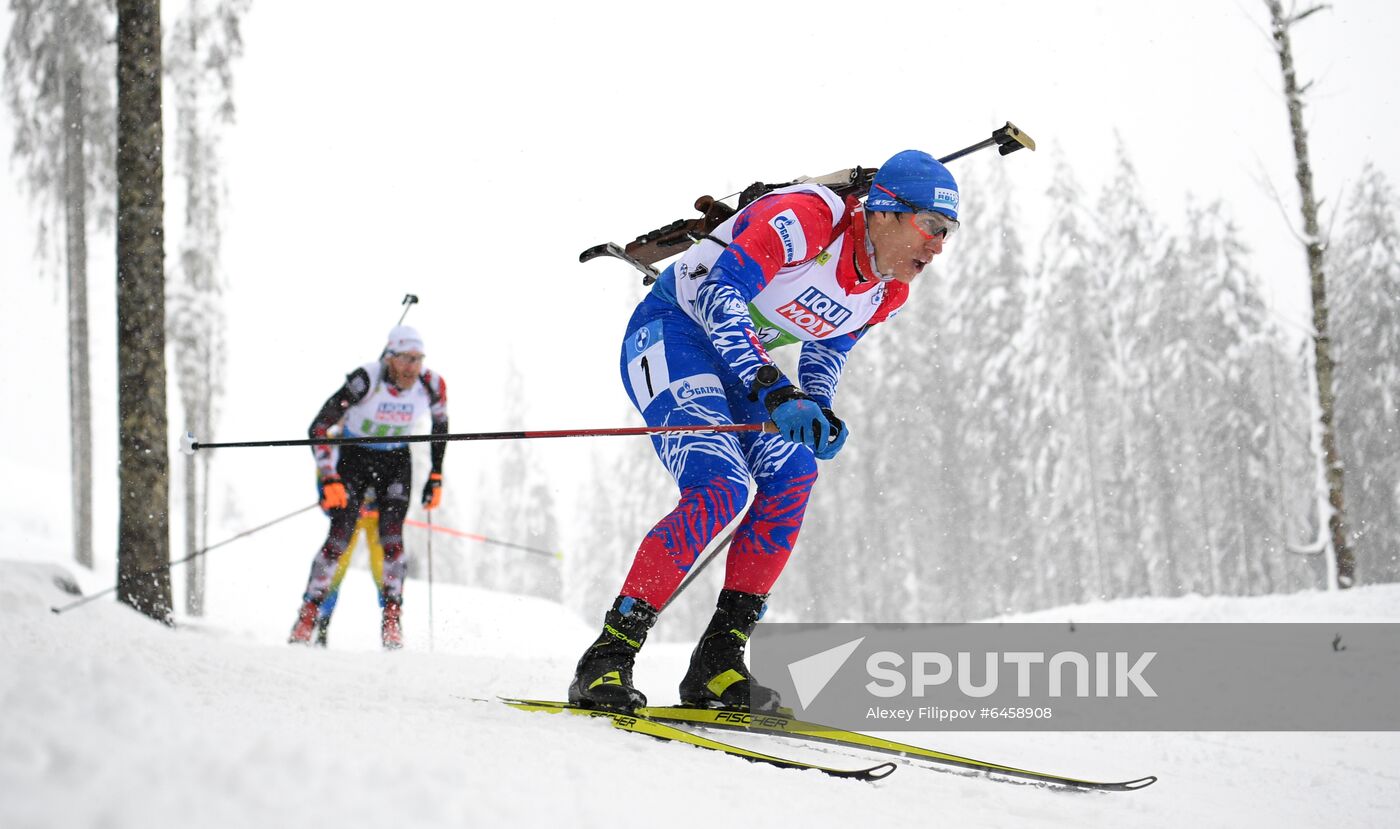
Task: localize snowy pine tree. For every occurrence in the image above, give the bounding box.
[1089,140,1170,599]
[167,0,248,616]
[1332,164,1400,583]
[949,158,1034,617]
[463,359,563,601]
[4,0,116,569]
[1180,199,1277,594]
[1018,157,1105,606]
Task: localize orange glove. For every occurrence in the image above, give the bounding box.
[320,475,349,510]
[421,472,443,510]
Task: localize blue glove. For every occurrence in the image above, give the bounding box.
[763,385,831,453]
[815,408,848,460]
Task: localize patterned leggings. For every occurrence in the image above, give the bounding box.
[617,295,818,607]
[302,446,411,604]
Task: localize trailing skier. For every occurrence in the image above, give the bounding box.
[288,325,449,650]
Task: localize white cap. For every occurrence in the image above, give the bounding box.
[385,325,425,355]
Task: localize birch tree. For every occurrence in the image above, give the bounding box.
[1263,0,1355,587]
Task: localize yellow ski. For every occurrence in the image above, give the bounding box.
[498,698,895,782]
[636,705,1155,791]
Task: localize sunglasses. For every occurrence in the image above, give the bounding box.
[872,183,960,240]
[907,211,958,241]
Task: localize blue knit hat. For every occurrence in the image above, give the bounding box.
[866,150,960,220]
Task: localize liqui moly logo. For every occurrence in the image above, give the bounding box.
[776,286,852,337]
[376,402,414,423]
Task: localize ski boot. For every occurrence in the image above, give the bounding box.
[288,598,320,645]
[314,613,332,647]
[679,589,782,713]
[381,598,403,650]
[568,596,658,711]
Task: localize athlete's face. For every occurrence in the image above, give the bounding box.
[386,351,424,390]
[868,210,948,284]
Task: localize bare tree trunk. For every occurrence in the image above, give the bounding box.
[1265,0,1355,588]
[183,344,212,617]
[183,451,202,615]
[1264,350,1288,593]
[179,16,205,617]
[61,27,94,570]
[116,0,171,622]
[1232,452,1255,593]
[1183,356,1218,594]
[1073,330,1106,600]
[1144,373,1180,595]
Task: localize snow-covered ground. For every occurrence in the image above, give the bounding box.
[4,522,1399,829]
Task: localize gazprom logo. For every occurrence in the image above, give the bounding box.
[671,374,725,401]
[769,210,807,263]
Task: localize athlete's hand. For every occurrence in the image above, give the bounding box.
[764,386,831,454]
[319,475,348,510]
[421,472,443,510]
[814,408,849,460]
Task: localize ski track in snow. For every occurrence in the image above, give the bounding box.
[4,557,1400,828]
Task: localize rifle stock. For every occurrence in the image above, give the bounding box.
[594,122,1033,271]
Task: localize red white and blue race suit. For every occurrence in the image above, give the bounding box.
[301,362,448,606]
[617,184,908,607]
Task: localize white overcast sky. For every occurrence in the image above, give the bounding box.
[2,0,1397,557]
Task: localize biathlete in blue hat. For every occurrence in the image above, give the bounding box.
[570,150,961,712]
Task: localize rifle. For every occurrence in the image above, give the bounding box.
[579,121,1035,284]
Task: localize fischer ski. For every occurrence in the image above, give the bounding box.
[498,698,895,782]
[637,705,1156,792]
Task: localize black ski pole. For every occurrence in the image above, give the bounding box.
[182,422,771,454]
[51,503,322,615]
